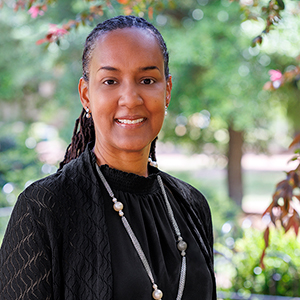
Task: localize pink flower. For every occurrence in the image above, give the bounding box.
[269,69,282,82]
[49,24,68,36]
[36,24,69,45]
[28,6,45,18]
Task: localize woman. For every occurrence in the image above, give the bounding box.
[0,15,216,300]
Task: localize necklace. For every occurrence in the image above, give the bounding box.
[96,164,187,300]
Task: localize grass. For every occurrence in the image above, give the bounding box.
[169,169,285,204]
[168,168,286,222]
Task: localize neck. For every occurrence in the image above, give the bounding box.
[93,143,150,177]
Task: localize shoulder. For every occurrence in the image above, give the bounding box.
[159,170,212,227]
[159,170,208,206]
[26,146,95,195]
[18,147,98,215]
[6,147,102,238]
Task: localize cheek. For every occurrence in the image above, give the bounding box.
[146,89,166,109]
[151,106,165,128]
[90,90,117,113]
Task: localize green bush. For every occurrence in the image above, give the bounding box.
[215,228,300,296]
[0,123,47,207]
[0,122,49,246]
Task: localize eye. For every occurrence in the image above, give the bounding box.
[104,79,117,85]
[141,78,155,85]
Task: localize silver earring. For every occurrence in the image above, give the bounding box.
[148,157,158,168]
[85,107,91,118]
[165,106,168,116]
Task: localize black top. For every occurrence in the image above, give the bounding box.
[101,164,212,299]
[0,145,216,300]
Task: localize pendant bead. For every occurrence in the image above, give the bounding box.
[177,240,187,252]
[113,201,123,212]
[152,288,163,299]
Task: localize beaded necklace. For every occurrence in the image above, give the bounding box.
[96,164,187,300]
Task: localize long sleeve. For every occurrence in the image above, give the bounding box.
[0,192,53,300]
[192,190,214,257]
[0,146,114,300]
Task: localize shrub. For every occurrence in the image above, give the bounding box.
[215,228,300,296]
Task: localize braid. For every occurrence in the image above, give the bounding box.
[59,108,95,170]
[149,137,158,163]
[59,16,169,169]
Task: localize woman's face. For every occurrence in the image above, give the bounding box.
[79,27,172,156]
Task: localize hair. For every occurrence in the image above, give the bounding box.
[59,15,169,170]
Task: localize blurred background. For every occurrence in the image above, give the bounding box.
[1,0,300,298]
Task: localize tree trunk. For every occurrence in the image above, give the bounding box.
[227,127,244,207]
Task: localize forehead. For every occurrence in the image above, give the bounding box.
[90,27,163,69]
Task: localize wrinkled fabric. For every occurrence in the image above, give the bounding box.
[0,145,216,299]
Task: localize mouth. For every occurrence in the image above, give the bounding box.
[116,118,146,125]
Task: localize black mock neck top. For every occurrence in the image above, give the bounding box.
[100,164,213,300]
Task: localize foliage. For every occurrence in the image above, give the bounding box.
[259,135,300,266]
[0,122,45,208]
[235,0,286,47]
[215,228,300,296]
[2,0,300,261]
[0,5,82,211]
[251,1,300,260]
[1,0,175,45]
[240,0,300,88]
[159,0,280,156]
[226,0,300,254]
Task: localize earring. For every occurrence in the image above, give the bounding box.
[148,157,158,168]
[165,106,168,116]
[85,107,91,118]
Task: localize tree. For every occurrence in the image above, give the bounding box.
[158,0,279,206]
[232,0,300,263]
[0,0,177,210]
[1,0,300,209]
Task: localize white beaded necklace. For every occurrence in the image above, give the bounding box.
[95,163,187,300]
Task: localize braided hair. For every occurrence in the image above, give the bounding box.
[59,15,169,170]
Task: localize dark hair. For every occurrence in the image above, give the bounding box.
[59,15,168,170]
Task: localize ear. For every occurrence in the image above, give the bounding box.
[78,77,90,110]
[165,75,172,108]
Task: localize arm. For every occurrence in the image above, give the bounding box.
[193,193,214,257]
[0,191,53,300]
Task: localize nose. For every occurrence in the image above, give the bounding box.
[118,81,143,108]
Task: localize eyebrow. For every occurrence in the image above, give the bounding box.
[139,66,160,72]
[97,66,119,72]
[97,66,161,72]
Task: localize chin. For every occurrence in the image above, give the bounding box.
[118,144,149,153]
[115,138,152,153]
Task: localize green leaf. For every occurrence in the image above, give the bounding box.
[276,0,285,10]
[251,35,262,47]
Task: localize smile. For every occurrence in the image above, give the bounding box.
[116,118,145,124]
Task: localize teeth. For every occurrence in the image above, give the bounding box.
[117,118,144,124]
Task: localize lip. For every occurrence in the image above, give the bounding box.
[115,117,146,127]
